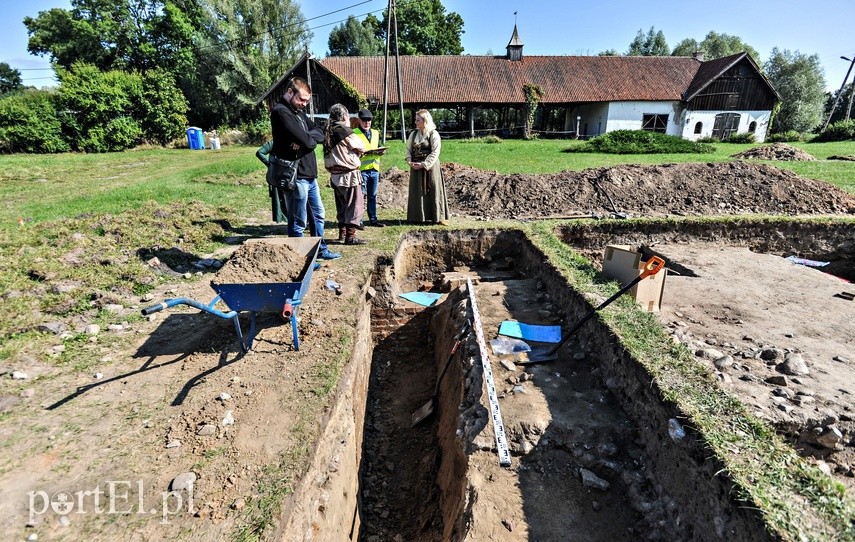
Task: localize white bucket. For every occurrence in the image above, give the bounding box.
[211,137,221,150]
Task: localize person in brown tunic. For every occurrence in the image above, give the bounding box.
[323,103,367,245]
[405,109,449,224]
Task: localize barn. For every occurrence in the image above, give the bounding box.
[257,26,780,142]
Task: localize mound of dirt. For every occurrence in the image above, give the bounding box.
[213,241,305,284]
[731,143,817,161]
[380,161,855,219]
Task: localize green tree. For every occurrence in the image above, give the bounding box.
[598,49,619,57]
[140,69,188,144]
[626,27,669,56]
[0,63,24,95]
[24,0,195,74]
[671,31,762,66]
[824,83,855,125]
[327,15,384,56]
[191,0,311,126]
[764,48,826,133]
[378,0,464,55]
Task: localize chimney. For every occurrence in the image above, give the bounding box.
[692,51,705,61]
[506,24,523,61]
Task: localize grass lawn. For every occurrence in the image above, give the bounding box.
[2,138,855,229]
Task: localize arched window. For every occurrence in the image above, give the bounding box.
[748,121,757,133]
[693,121,703,134]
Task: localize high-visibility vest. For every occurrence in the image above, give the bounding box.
[353,128,380,171]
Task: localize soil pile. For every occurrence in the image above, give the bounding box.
[381,161,855,219]
[731,143,817,161]
[213,241,304,284]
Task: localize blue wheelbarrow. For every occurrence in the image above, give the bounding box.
[141,237,320,352]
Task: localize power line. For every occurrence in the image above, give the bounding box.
[193,1,384,54]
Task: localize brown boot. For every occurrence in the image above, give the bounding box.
[344,226,366,245]
[337,225,346,243]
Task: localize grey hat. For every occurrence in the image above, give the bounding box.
[357,109,373,120]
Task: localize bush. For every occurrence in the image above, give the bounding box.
[723,132,756,144]
[461,135,503,144]
[58,63,144,152]
[813,119,855,142]
[568,130,715,154]
[767,130,804,143]
[0,89,70,153]
[140,69,188,145]
[239,118,271,146]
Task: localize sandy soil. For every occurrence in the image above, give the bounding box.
[654,242,855,486]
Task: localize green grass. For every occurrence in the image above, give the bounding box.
[2,139,855,230]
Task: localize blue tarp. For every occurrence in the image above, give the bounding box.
[399,292,443,307]
[498,321,561,343]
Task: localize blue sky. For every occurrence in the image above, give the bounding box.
[3,0,853,92]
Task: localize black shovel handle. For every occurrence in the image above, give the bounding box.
[541,256,666,359]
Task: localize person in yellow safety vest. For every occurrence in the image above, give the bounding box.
[353,109,385,228]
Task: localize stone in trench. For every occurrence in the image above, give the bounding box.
[197,424,216,436]
[713,355,734,371]
[170,472,197,492]
[765,375,788,386]
[38,322,66,335]
[780,352,809,376]
[815,426,843,449]
[580,468,610,490]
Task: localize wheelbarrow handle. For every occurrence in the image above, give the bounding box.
[142,302,169,316]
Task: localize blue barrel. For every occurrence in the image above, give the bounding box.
[186,127,204,150]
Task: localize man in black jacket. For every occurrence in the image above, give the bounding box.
[270,77,341,260]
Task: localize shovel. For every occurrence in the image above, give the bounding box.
[518,256,666,366]
[411,320,472,427]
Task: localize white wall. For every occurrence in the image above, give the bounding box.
[571,101,773,142]
[568,103,610,137]
[602,101,683,136]
[680,110,772,142]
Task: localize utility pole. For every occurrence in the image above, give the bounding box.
[381,0,391,145]
[821,54,855,132]
[845,55,855,121]
[381,0,407,144]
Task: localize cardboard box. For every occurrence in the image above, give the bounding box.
[602,245,666,312]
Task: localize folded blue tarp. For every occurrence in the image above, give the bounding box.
[399,292,443,307]
[498,321,561,343]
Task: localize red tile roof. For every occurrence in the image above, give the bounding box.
[319,55,703,105]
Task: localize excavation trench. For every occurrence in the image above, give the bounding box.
[283,222,854,541]
[357,227,778,542]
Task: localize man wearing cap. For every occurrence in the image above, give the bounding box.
[353,109,385,227]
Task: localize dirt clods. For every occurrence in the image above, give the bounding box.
[381,161,855,220]
[731,143,817,161]
[213,241,305,284]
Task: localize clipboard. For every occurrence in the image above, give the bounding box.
[362,146,388,156]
